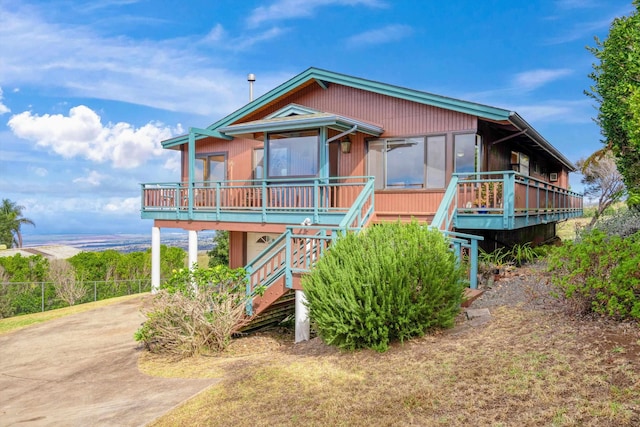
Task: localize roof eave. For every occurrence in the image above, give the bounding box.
[219,114,384,137]
[508,113,577,171]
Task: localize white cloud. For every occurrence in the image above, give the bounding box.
[28,166,48,177]
[7,105,182,169]
[346,24,413,48]
[103,197,140,214]
[247,0,386,27]
[0,87,10,115]
[163,154,181,173]
[512,68,573,92]
[512,100,593,123]
[224,27,289,51]
[73,170,106,186]
[0,4,288,117]
[20,196,105,214]
[202,24,225,43]
[545,6,633,45]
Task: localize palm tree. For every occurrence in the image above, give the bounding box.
[0,199,35,248]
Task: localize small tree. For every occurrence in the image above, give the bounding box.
[48,259,86,306]
[208,230,229,267]
[576,151,626,226]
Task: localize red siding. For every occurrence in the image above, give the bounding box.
[229,231,245,268]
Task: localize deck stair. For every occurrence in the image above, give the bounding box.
[244,179,375,318]
[243,174,487,324]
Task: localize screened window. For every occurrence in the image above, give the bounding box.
[367,135,446,190]
[195,153,226,183]
[267,130,319,178]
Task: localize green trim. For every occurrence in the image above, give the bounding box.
[206,68,512,137]
[219,113,383,136]
[266,104,321,118]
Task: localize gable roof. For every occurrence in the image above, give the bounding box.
[162,67,575,170]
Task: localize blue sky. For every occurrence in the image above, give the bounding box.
[0,0,634,236]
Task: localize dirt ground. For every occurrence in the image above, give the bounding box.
[0,295,219,426]
[145,262,640,426]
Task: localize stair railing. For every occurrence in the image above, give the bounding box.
[244,178,375,315]
[431,175,483,289]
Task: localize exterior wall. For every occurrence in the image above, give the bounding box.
[180,83,480,223]
[478,120,571,190]
[268,84,477,218]
[229,231,245,268]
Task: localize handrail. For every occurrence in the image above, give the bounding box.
[431,175,459,231]
[338,176,375,231]
[454,171,583,228]
[244,180,376,315]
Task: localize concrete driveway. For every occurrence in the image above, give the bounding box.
[0,296,219,426]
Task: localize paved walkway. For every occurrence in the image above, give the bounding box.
[0,296,219,426]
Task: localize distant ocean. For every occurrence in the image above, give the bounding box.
[21,231,217,253]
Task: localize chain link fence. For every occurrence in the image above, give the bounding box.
[0,279,152,318]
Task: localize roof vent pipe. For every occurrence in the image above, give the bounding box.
[247,73,256,102]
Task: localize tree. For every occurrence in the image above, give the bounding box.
[48,259,86,306]
[576,151,626,226]
[0,199,35,248]
[208,230,229,267]
[586,1,640,204]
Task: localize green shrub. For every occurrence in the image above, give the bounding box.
[549,229,640,320]
[594,210,640,238]
[302,221,465,352]
[508,243,537,267]
[135,265,254,358]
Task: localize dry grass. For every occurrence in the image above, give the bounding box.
[0,294,145,335]
[557,217,591,241]
[146,307,640,427]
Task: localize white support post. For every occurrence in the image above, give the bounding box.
[295,290,310,343]
[188,230,198,270]
[151,226,160,294]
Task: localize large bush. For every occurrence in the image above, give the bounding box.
[592,209,640,238]
[135,265,255,358]
[303,221,465,352]
[549,229,640,320]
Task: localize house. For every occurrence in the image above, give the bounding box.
[141,67,583,340]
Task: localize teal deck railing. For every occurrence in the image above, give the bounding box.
[243,182,373,315]
[453,171,583,229]
[431,170,584,289]
[431,179,484,289]
[141,176,374,225]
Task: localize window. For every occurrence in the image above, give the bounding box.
[267,130,319,178]
[253,148,264,179]
[195,153,226,183]
[454,134,480,174]
[426,136,446,188]
[367,135,446,190]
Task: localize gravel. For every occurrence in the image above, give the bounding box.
[470,261,565,312]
